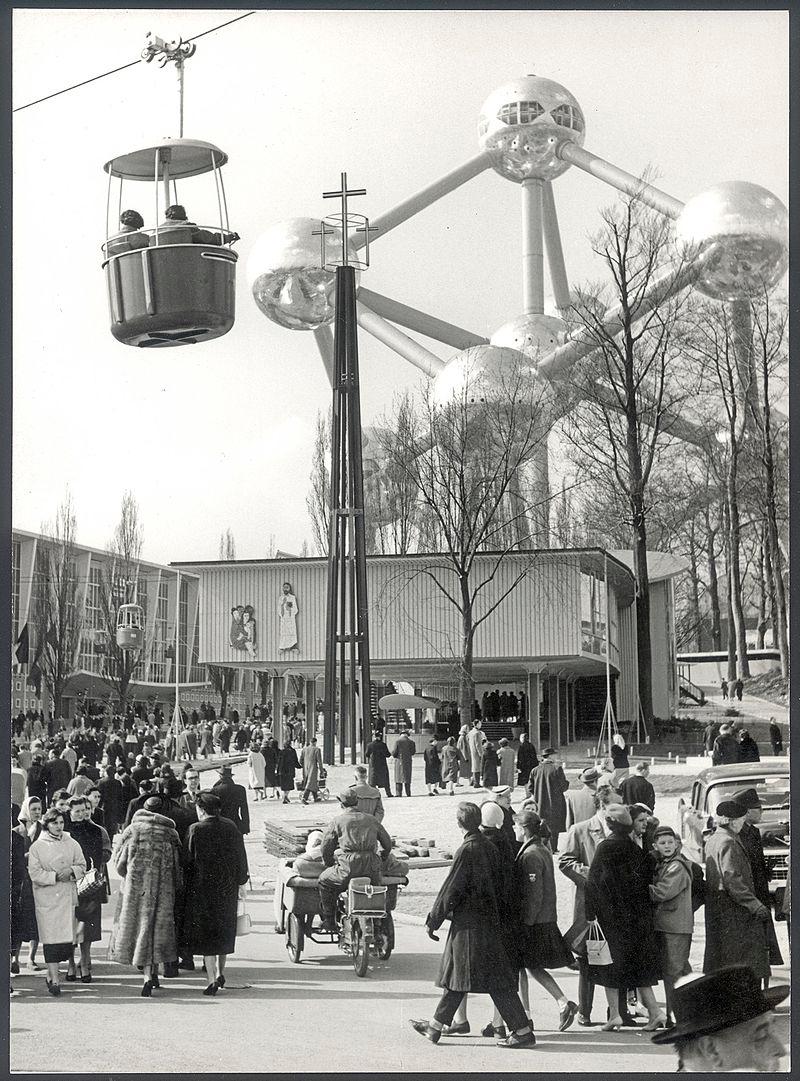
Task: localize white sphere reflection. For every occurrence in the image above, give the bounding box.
[247,217,358,331]
[676,182,788,301]
[478,75,585,183]
[490,313,567,365]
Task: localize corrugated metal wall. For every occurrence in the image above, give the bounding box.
[617,601,639,723]
[197,552,584,667]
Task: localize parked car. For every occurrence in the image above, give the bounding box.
[678,761,790,906]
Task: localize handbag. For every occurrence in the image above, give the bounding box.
[236,887,251,936]
[585,919,613,966]
[76,867,105,905]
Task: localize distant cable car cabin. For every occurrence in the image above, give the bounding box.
[116,604,144,650]
[102,138,237,347]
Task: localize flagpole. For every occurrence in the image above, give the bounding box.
[173,568,182,756]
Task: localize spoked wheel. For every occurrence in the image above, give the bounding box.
[352,920,370,977]
[376,913,395,961]
[286,912,304,963]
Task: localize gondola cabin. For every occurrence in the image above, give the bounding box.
[102,138,238,347]
[116,604,144,650]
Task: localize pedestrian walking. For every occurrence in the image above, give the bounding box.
[247,743,267,800]
[409,802,536,1048]
[733,787,783,979]
[720,678,729,700]
[480,739,499,790]
[456,725,471,782]
[584,804,666,1031]
[736,729,760,762]
[768,718,783,756]
[619,762,656,812]
[648,825,694,1025]
[392,728,416,797]
[528,749,569,852]
[277,742,301,803]
[211,765,250,834]
[300,738,323,804]
[466,722,483,787]
[711,723,739,766]
[365,731,393,797]
[181,792,249,995]
[565,766,600,828]
[610,734,630,785]
[424,737,442,795]
[262,735,279,798]
[497,738,516,788]
[113,799,183,996]
[515,733,538,788]
[62,796,105,982]
[734,678,744,702]
[703,721,719,757]
[703,799,771,983]
[440,736,464,795]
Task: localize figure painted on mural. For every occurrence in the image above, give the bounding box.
[278,583,299,651]
[241,605,257,658]
[229,606,246,650]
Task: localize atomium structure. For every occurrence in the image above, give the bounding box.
[247,74,788,542]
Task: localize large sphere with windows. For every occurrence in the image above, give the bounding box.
[676,182,788,301]
[432,344,555,442]
[490,313,567,366]
[478,75,585,183]
[247,217,358,331]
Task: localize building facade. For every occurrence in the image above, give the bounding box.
[176,547,684,750]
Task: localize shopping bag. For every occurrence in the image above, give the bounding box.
[585,919,613,966]
[236,887,252,936]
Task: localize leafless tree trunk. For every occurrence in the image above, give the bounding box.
[218,529,237,560]
[99,492,146,708]
[306,411,331,556]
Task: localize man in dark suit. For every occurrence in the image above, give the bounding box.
[619,762,656,811]
[211,765,250,835]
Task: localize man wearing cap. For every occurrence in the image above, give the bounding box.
[565,766,600,829]
[703,799,771,984]
[650,965,788,1071]
[123,777,157,828]
[317,790,393,932]
[733,787,783,982]
[527,749,569,853]
[349,765,385,822]
[619,762,656,812]
[211,764,250,835]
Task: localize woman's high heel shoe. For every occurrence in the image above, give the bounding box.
[601,1017,623,1031]
[141,980,153,997]
[46,979,61,997]
[642,1013,668,1032]
[202,982,218,996]
[151,972,160,989]
[215,974,226,989]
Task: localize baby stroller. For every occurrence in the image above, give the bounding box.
[318,767,331,801]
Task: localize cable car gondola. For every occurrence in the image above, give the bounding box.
[102,138,238,347]
[116,603,144,650]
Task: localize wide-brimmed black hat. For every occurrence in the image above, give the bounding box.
[732,787,761,810]
[651,965,789,1044]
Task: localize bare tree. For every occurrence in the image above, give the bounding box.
[306,411,331,556]
[376,353,552,728]
[33,493,84,717]
[98,492,146,708]
[561,187,695,725]
[207,665,235,718]
[218,528,237,560]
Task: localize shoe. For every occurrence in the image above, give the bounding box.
[65,971,77,983]
[601,1017,623,1031]
[577,1016,595,1027]
[642,1013,668,1032]
[559,1000,578,1032]
[481,1022,506,1038]
[178,958,195,971]
[409,1019,440,1044]
[282,797,290,805]
[320,917,337,933]
[431,790,439,796]
[215,974,226,989]
[440,1021,470,1036]
[10,962,19,975]
[80,971,92,984]
[141,980,153,997]
[46,979,61,997]
[27,960,42,971]
[163,962,179,978]
[620,1016,640,1027]
[497,1030,536,1048]
[202,983,218,996]
[151,972,160,989]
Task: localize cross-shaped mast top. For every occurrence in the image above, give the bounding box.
[322,172,367,267]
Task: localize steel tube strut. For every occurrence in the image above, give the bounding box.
[557,143,685,220]
[356,304,445,377]
[357,287,488,350]
[542,182,571,312]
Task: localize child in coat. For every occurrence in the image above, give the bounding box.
[648,826,694,1025]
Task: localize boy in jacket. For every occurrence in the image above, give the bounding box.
[648,826,694,1025]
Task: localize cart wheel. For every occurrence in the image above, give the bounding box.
[376,913,394,960]
[352,920,370,977]
[286,912,304,963]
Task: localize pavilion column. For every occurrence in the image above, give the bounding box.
[548,675,560,750]
[273,674,284,749]
[527,671,540,751]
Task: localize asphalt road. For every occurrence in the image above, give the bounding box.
[10,758,790,1074]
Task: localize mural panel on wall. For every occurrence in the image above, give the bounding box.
[229,603,258,657]
[278,582,299,652]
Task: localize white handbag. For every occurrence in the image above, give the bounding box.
[585,919,613,966]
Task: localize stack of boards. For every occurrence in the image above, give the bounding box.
[262,819,453,867]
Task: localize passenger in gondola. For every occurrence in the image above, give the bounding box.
[106,209,149,256]
[153,204,197,245]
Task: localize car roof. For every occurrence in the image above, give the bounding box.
[696,760,789,785]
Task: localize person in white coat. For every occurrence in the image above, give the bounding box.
[28,809,86,995]
[467,721,484,787]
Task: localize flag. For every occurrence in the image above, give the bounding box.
[14,624,29,666]
[26,660,42,696]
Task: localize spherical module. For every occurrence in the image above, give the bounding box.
[247,217,359,331]
[478,75,585,183]
[490,313,567,366]
[676,182,788,302]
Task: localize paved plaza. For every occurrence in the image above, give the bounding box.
[10,757,790,1074]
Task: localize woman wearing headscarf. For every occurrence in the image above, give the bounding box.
[62,795,105,982]
[248,742,266,800]
[584,804,665,1031]
[28,809,86,995]
[610,734,630,785]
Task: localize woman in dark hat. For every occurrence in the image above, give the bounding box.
[584,803,665,1031]
[480,739,499,791]
[703,799,772,984]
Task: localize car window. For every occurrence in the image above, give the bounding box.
[707,776,790,814]
[691,781,702,811]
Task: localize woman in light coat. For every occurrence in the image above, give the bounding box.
[247,743,266,800]
[28,809,86,995]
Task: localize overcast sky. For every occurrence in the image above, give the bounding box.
[12,8,788,564]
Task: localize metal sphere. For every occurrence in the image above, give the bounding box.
[490,313,567,365]
[478,75,585,183]
[676,182,788,301]
[432,344,555,438]
[247,217,358,331]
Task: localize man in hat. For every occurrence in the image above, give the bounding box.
[733,787,783,983]
[349,765,385,822]
[515,731,538,789]
[527,749,569,853]
[317,790,393,931]
[565,766,600,829]
[619,761,655,812]
[211,764,250,835]
[392,728,416,797]
[123,777,157,828]
[704,799,771,983]
[711,723,739,766]
[650,965,788,1071]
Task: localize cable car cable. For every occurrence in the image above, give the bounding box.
[13,11,257,113]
